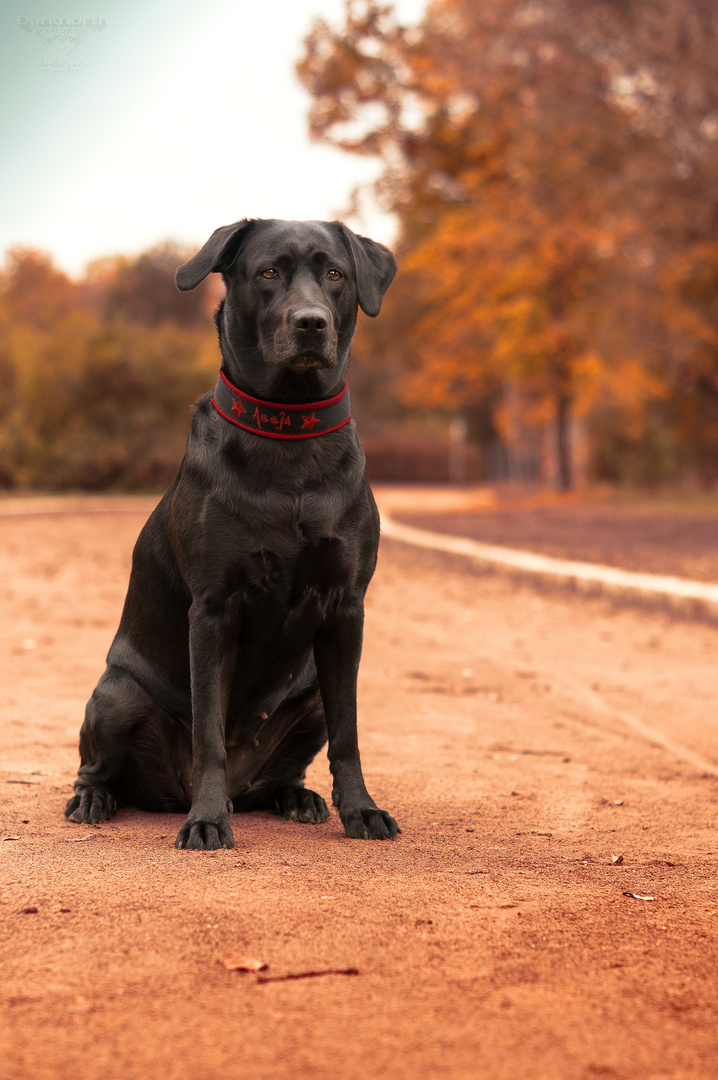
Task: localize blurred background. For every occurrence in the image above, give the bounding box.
[3,0,718,493]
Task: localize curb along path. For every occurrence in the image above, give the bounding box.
[378,511,718,622]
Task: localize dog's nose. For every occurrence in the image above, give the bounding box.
[293,308,328,333]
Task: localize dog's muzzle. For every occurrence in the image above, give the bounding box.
[271,306,338,371]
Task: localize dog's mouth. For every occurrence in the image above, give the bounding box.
[282,351,336,373]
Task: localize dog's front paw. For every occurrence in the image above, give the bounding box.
[341,807,400,840]
[65,787,116,825]
[175,816,235,850]
[274,785,330,824]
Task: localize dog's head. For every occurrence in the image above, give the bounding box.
[177,219,396,398]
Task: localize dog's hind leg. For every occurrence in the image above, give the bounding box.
[269,699,330,823]
[65,667,158,825]
[230,689,330,824]
[272,782,330,824]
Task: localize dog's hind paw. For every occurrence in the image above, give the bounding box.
[175,816,235,851]
[65,787,116,825]
[342,807,400,840]
[273,786,330,824]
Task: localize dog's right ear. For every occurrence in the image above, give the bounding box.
[175,219,253,291]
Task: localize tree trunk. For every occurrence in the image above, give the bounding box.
[556,391,573,490]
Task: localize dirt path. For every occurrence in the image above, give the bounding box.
[2,498,718,1080]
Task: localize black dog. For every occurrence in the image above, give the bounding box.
[65,218,399,850]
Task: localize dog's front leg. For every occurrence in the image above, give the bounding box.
[314,602,400,840]
[175,600,237,850]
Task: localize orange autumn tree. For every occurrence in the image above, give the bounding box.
[299,0,718,486]
[402,208,609,489]
[659,242,718,476]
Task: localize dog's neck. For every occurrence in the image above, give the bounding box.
[212,370,352,440]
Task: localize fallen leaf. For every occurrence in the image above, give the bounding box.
[612,854,624,865]
[221,955,268,973]
[623,892,655,901]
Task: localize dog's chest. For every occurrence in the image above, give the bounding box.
[229,536,352,711]
[248,532,355,613]
[232,484,358,584]
[245,485,349,542]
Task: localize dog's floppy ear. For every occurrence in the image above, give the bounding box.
[176,219,253,291]
[337,223,397,316]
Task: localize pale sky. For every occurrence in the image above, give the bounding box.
[1,0,425,276]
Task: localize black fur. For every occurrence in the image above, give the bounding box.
[65,218,399,849]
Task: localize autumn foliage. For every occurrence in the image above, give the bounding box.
[299,0,718,486]
[3,1,718,491]
[0,245,218,490]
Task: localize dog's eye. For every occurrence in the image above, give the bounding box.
[262,268,279,279]
[327,268,342,281]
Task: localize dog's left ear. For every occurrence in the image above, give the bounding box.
[336,223,397,317]
[176,219,253,291]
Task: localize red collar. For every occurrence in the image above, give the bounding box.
[212,370,352,440]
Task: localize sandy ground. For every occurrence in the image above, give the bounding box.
[2,495,718,1080]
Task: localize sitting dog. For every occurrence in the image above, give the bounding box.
[65,218,399,850]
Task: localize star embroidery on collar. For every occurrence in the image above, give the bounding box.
[301,412,320,431]
[231,398,246,418]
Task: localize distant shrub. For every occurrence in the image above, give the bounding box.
[0,247,218,490]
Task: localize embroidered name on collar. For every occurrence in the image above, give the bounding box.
[212,370,352,440]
